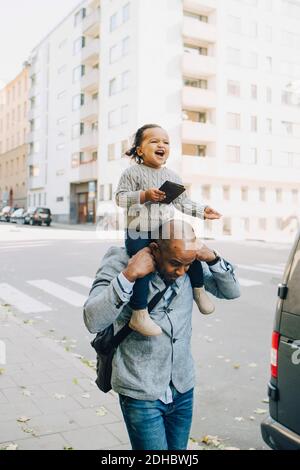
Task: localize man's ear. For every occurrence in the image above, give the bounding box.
[149,242,159,255]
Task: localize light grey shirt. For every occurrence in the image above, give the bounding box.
[83,247,241,401]
[115,163,206,231]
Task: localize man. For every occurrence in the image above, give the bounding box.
[83,220,240,450]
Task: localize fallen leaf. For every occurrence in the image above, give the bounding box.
[0,368,5,375]
[54,393,66,400]
[82,393,90,399]
[233,364,240,369]
[201,435,221,447]
[262,398,269,404]
[248,363,257,368]
[96,407,108,416]
[22,390,32,397]
[17,416,31,423]
[72,378,79,385]
[234,417,245,422]
[249,416,256,421]
[254,408,267,415]
[4,443,18,450]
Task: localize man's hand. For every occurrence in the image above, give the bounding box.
[195,241,218,263]
[144,188,166,203]
[122,247,156,282]
[204,206,222,220]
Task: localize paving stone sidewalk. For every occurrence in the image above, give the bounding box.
[0,305,130,451]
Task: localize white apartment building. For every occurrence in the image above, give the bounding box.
[27,0,100,223]
[27,0,300,241]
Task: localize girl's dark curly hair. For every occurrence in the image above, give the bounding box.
[125,124,162,164]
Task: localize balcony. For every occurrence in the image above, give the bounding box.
[81,68,99,93]
[182,120,216,143]
[82,39,100,66]
[182,155,218,179]
[70,160,98,183]
[183,17,216,43]
[82,8,100,36]
[80,130,98,150]
[183,0,217,14]
[81,99,99,122]
[183,51,216,78]
[182,86,216,109]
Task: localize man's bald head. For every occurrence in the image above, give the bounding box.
[154,219,197,253]
[150,219,199,283]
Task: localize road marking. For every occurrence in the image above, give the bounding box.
[0,283,52,313]
[0,243,51,251]
[237,264,283,276]
[256,264,285,272]
[27,280,87,307]
[67,276,94,289]
[239,278,262,287]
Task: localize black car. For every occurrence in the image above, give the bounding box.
[24,207,52,226]
[261,232,300,450]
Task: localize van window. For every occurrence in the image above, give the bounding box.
[283,239,300,316]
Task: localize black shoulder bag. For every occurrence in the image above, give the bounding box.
[91,285,169,393]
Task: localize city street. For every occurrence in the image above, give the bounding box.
[0,223,293,450]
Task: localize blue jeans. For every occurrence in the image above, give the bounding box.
[119,385,194,450]
[125,230,204,310]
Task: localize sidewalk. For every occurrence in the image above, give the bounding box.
[0,305,130,451]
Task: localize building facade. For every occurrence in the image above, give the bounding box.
[26,0,300,241]
[0,67,29,209]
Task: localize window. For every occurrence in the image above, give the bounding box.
[227,113,241,130]
[227,15,241,33]
[266,87,272,103]
[108,109,119,128]
[99,184,105,201]
[259,218,267,231]
[72,94,84,110]
[266,118,272,134]
[108,143,115,161]
[202,185,211,200]
[265,149,272,166]
[292,189,298,204]
[71,153,80,168]
[251,84,258,100]
[259,187,266,202]
[122,139,129,155]
[223,186,230,201]
[223,218,232,236]
[184,77,208,89]
[121,70,130,90]
[227,47,241,66]
[108,183,113,200]
[73,36,85,55]
[241,187,248,202]
[245,21,257,37]
[266,56,273,72]
[251,116,258,132]
[74,8,86,26]
[276,188,283,203]
[226,146,240,163]
[182,144,207,157]
[247,148,258,164]
[109,78,118,96]
[29,165,40,177]
[123,3,130,23]
[110,12,118,32]
[227,80,240,97]
[246,52,258,69]
[265,25,272,42]
[122,36,130,56]
[73,65,85,83]
[72,123,84,139]
[121,105,129,124]
[109,44,119,64]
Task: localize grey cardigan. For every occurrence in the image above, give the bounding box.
[83,247,240,401]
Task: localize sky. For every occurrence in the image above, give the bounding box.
[0,0,82,88]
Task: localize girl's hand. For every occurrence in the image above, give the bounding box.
[145,188,166,203]
[204,206,222,220]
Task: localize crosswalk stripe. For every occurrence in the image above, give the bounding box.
[0,283,52,313]
[239,278,262,287]
[0,243,50,251]
[67,276,94,288]
[257,264,285,272]
[27,280,87,307]
[237,264,283,276]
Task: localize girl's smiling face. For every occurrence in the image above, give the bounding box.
[136,127,170,168]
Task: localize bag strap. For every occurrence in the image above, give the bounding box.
[111,285,170,348]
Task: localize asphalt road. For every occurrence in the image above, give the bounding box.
[0,223,293,450]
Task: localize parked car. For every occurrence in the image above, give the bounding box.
[10,208,26,224]
[0,206,17,222]
[261,232,300,450]
[24,207,52,226]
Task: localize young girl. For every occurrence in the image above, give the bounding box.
[116,124,221,336]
